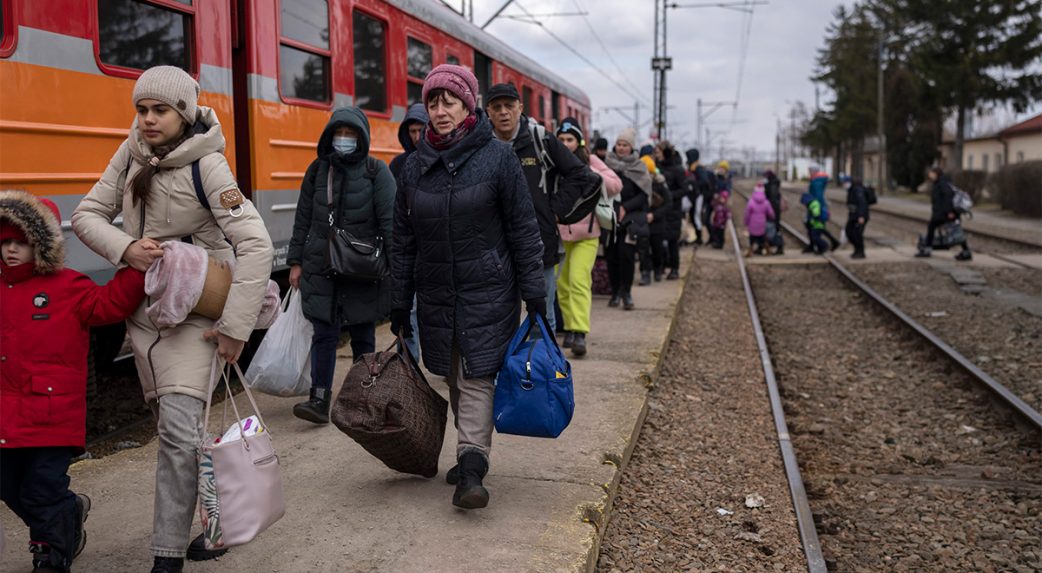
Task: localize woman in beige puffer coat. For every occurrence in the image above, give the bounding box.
[72,66,273,573]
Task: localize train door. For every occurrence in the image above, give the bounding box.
[230,0,253,197]
[474,50,492,107]
[551,90,562,127]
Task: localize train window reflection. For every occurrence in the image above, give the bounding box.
[522,86,533,117]
[447,54,460,66]
[354,11,386,113]
[98,0,192,72]
[407,37,431,106]
[279,44,329,103]
[280,0,328,50]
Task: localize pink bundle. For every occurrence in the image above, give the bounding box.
[146,241,280,329]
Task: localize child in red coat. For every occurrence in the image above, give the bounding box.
[1,190,146,573]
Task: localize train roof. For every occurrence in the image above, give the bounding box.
[386,0,591,107]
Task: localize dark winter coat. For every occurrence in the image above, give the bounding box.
[391,110,545,378]
[846,184,870,221]
[511,115,589,268]
[765,173,782,223]
[389,103,429,182]
[649,178,674,238]
[287,107,396,326]
[617,173,651,238]
[1,190,145,451]
[930,177,955,220]
[657,150,686,239]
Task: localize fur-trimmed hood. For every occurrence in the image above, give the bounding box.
[0,190,65,274]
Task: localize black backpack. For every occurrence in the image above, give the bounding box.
[864,185,878,206]
[528,120,601,225]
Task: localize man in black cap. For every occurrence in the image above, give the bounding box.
[486,82,590,334]
[593,138,609,161]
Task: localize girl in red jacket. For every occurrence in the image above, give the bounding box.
[0,190,146,573]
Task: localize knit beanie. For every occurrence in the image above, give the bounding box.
[422,64,478,113]
[594,137,609,151]
[555,116,585,146]
[616,128,636,148]
[718,160,730,171]
[132,66,200,125]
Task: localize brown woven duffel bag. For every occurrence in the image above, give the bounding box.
[331,337,447,478]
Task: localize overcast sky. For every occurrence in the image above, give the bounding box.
[470,0,1037,162]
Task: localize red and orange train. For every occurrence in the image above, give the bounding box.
[0,0,591,276]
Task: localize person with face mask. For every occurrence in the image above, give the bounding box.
[286,107,396,425]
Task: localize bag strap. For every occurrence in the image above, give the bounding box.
[202,356,271,450]
[191,159,209,210]
[529,121,556,196]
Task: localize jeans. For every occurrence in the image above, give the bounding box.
[446,340,496,460]
[542,265,558,332]
[1,447,77,569]
[150,393,205,558]
[310,320,376,390]
[557,238,598,333]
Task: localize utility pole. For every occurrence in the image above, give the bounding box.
[775,118,781,175]
[876,33,886,191]
[651,0,671,141]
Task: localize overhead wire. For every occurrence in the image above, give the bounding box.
[501,0,649,105]
[570,0,652,106]
[725,0,756,138]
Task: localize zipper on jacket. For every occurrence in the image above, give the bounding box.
[145,297,163,394]
[447,168,464,376]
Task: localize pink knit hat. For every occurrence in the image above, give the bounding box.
[421,64,478,113]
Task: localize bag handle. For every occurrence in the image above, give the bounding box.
[202,355,271,451]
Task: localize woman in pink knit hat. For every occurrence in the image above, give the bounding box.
[389,65,546,510]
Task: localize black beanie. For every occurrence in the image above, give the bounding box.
[593,137,608,151]
[555,116,585,146]
[686,148,700,165]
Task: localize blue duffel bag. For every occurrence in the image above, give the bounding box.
[493,313,575,438]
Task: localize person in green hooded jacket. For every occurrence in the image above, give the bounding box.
[287,107,396,423]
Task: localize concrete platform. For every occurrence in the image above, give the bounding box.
[1,258,690,573]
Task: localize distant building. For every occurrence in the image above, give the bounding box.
[938,113,1042,172]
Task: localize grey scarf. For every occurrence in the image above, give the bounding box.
[605,151,653,198]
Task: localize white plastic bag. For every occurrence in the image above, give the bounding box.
[245,288,312,396]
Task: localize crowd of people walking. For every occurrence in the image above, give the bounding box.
[1,61,979,573]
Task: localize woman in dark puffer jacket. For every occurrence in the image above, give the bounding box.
[389,65,545,510]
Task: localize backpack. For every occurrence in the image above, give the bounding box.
[864,185,878,206]
[527,119,601,226]
[951,183,973,215]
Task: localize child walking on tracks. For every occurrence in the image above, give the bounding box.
[1,191,146,573]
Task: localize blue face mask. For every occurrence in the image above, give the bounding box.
[332,136,358,156]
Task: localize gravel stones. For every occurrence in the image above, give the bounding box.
[597,251,806,573]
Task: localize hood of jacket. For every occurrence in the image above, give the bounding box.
[128,106,226,170]
[0,190,65,275]
[317,106,372,163]
[397,103,429,153]
[751,189,768,204]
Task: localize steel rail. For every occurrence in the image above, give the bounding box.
[748,188,1042,430]
[726,220,828,573]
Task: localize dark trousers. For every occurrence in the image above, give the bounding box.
[605,232,636,297]
[709,226,725,248]
[310,320,376,390]
[650,235,669,273]
[1,447,78,569]
[808,228,829,253]
[666,238,680,270]
[638,235,653,274]
[845,216,866,255]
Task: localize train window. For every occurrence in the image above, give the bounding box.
[407,37,432,106]
[281,0,328,50]
[98,0,193,72]
[538,95,545,122]
[278,0,330,104]
[279,45,329,103]
[353,11,387,113]
[522,86,533,118]
[447,54,460,66]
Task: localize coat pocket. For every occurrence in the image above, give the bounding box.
[28,374,80,426]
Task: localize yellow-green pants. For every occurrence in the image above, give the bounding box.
[556,238,599,334]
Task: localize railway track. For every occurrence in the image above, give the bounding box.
[730,189,1041,571]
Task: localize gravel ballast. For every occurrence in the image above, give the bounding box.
[598,248,806,573]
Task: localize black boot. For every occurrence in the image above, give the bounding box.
[187,533,229,561]
[571,333,587,356]
[73,493,90,560]
[622,294,635,311]
[955,249,972,261]
[150,556,184,573]
[292,387,331,424]
[638,272,652,286]
[452,452,489,509]
[562,332,575,348]
[446,464,460,485]
[666,269,679,280]
[608,294,621,307]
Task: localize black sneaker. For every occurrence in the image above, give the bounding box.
[851,252,866,260]
[74,493,91,559]
[653,271,663,282]
[638,272,651,286]
[186,533,228,562]
[623,295,635,311]
[562,332,574,348]
[955,250,972,261]
[666,270,679,280]
[292,387,331,424]
[608,296,621,308]
[150,556,185,573]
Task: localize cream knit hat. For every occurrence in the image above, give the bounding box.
[132,66,200,125]
[616,127,637,148]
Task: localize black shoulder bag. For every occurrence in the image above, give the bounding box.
[325,158,388,282]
